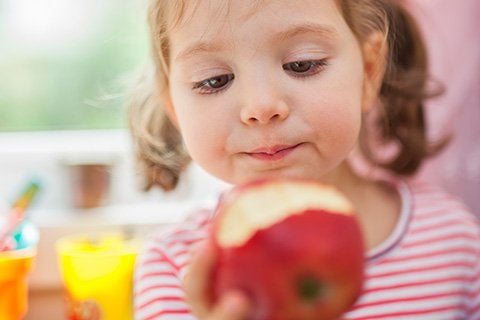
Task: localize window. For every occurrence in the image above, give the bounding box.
[0,0,149,131]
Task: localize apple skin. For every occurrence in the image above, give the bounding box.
[209,178,365,320]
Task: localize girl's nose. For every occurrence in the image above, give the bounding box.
[239,84,290,126]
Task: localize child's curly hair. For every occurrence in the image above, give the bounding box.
[129,0,446,191]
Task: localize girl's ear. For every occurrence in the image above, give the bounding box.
[162,90,179,127]
[361,32,387,113]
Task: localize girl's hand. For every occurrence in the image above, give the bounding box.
[183,240,252,320]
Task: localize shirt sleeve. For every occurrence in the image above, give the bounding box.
[133,208,213,320]
[134,239,197,320]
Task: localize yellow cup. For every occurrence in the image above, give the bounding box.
[56,233,139,320]
[0,248,36,320]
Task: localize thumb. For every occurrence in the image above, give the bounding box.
[210,290,252,320]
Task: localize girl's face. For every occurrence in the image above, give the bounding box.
[166,0,378,185]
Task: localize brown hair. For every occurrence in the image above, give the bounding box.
[339,0,446,176]
[128,2,191,191]
[129,0,445,191]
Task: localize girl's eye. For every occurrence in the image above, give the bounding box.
[193,74,234,94]
[283,60,328,76]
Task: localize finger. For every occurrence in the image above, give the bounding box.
[210,290,252,320]
[183,240,217,317]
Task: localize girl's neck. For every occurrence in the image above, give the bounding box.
[323,161,402,250]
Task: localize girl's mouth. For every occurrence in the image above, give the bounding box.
[247,144,301,161]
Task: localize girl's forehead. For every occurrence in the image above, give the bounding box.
[170,0,267,27]
[169,1,347,40]
[170,0,342,31]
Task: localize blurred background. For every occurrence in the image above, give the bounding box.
[407,0,480,215]
[0,0,147,131]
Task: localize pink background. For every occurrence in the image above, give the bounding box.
[406,0,480,214]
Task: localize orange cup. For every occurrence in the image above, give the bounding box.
[0,248,36,320]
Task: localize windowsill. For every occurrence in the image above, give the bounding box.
[0,129,137,210]
[29,201,199,228]
[0,129,129,154]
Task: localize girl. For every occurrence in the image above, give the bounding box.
[129,0,480,319]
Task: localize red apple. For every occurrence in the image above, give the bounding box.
[209,178,365,320]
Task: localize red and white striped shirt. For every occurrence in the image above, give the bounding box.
[134,181,480,320]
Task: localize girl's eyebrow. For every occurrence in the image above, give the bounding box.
[174,41,226,63]
[174,22,337,63]
[275,22,337,43]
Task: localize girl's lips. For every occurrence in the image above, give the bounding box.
[246,144,301,161]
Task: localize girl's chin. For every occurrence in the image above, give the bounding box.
[233,169,328,185]
[236,160,352,185]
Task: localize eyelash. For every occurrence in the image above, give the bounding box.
[192,59,328,94]
[283,59,328,77]
[192,74,235,95]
